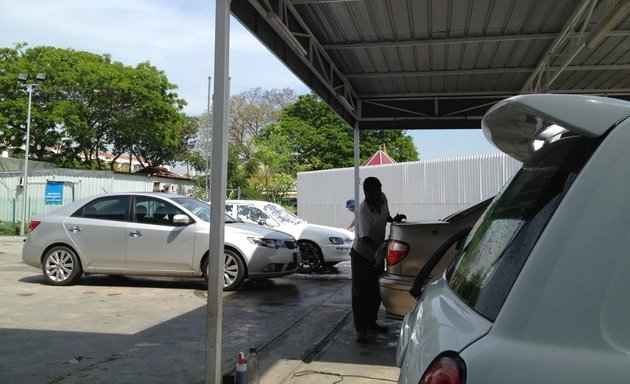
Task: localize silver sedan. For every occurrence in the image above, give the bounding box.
[22,192,300,290]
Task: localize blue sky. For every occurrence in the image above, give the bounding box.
[1,0,501,161]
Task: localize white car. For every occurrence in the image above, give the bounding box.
[397,94,630,383]
[225,200,354,273]
[22,193,300,290]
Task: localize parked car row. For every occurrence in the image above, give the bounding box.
[225,200,354,273]
[22,193,301,291]
[22,194,354,291]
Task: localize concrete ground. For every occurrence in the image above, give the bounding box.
[0,236,401,384]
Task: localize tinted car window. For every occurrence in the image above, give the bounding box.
[133,196,183,226]
[73,196,130,221]
[447,136,597,321]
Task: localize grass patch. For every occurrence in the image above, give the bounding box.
[0,221,19,236]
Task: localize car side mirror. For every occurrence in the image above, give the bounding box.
[264,218,277,228]
[172,214,190,226]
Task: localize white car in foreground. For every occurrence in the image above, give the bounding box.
[225,200,354,273]
[397,94,630,383]
[22,193,300,290]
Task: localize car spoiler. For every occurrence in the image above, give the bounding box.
[482,94,630,162]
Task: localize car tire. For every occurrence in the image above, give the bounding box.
[42,245,83,286]
[202,249,247,291]
[298,240,323,274]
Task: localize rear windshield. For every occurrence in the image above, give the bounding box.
[446,135,597,321]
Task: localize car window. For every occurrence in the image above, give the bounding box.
[237,205,269,225]
[263,203,302,225]
[133,196,183,226]
[447,135,597,321]
[73,196,130,221]
[225,204,234,217]
[173,197,236,223]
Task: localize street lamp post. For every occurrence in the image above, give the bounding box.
[18,73,46,236]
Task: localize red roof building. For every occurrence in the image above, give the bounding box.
[364,149,396,166]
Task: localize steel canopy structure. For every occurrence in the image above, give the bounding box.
[207,1,630,381]
[232,0,630,131]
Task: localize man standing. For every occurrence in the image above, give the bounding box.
[350,177,405,343]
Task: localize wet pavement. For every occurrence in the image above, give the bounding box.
[0,237,400,383]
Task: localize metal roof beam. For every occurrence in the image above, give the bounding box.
[247,0,361,120]
[322,33,558,49]
[522,0,630,93]
[291,0,359,3]
[346,64,630,79]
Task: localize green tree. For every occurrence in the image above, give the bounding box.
[227,88,297,198]
[0,44,191,170]
[258,93,418,174]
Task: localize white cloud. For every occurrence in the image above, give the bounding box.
[0,0,498,159]
[0,0,308,115]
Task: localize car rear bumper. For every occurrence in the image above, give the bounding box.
[379,273,417,319]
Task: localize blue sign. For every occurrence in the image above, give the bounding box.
[45,181,64,205]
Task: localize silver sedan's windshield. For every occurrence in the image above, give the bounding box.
[171,197,237,223]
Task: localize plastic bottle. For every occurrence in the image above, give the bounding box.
[235,351,247,384]
[248,347,260,384]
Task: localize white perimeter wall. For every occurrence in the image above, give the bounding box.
[297,153,522,228]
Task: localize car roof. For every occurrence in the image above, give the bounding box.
[482,94,630,162]
[86,192,190,200]
[225,200,279,206]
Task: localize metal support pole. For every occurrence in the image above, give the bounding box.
[206,0,230,383]
[20,85,33,237]
[205,76,212,201]
[353,104,361,218]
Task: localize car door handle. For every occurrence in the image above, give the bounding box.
[68,226,81,233]
[129,231,143,238]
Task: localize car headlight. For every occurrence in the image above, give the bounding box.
[248,237,285,249]
[329,236,351,245]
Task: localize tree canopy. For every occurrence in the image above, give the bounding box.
[229,93,418,200]
[258,94,418,171]
[1,44,420,204]
[0,44,193,170]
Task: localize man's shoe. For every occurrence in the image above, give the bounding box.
[356,331,369,344]
[368,323,388,333]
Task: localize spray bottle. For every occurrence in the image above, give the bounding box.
[235,351,247,384]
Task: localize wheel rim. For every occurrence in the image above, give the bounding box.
[299,242,321,273]
[223,253,239,287]
[45,250,74,282]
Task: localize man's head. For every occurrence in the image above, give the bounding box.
[363,177,383,206]
[363,177,382,195]
[346,199,355,211]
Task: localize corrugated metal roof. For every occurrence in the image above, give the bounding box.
[232,0,630,130]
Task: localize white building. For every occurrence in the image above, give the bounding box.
[297,153,522,228]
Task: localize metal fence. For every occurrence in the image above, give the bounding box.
[297,153,522,228]
[0,168,194,225]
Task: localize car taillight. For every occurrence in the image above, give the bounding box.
[387,240,409,265]
[29,221,41,232]
[420,356,465,384]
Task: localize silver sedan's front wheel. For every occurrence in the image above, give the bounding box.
[223,250,246,291]
[42,246,83,286]
[202,249,246,291]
